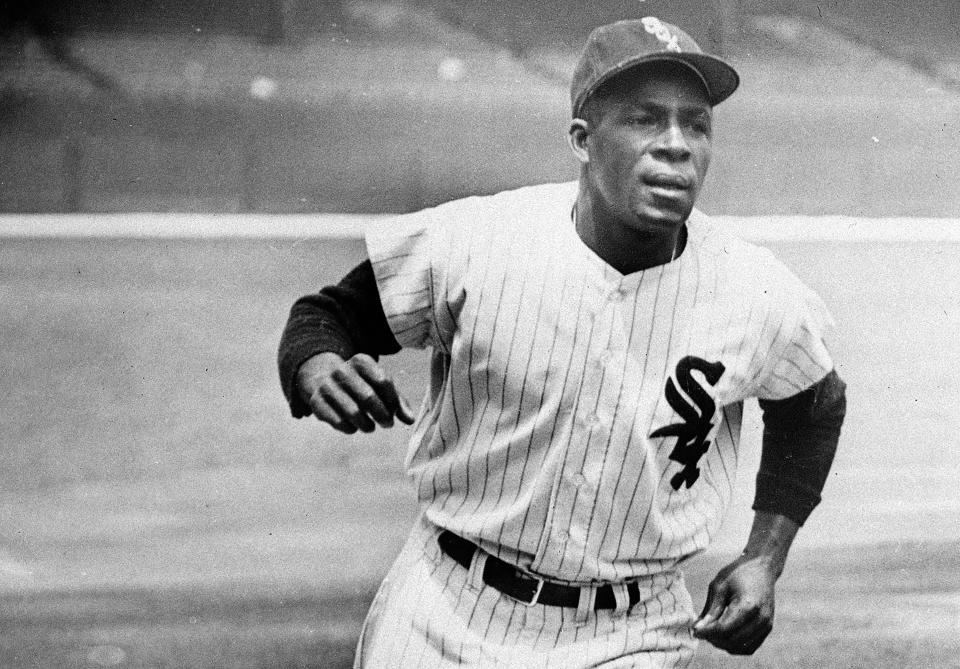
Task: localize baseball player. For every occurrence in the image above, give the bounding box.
[278,17,846,667]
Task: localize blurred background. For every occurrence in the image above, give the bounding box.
[2,1,960,668]
[3,0,960,216]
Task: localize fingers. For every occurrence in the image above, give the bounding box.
[336,361,394,429]
[714,598,772,652]
[734,619,773,655]
[351,355,416,425]
[302,353,415,433]
[694,593,773,655]
[695,578,728,630]
[308,388,358,434]
[317,381,377,433]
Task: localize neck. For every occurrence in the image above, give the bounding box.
[574,188,686,275]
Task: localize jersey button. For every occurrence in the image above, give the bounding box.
[571,473,587,487]
[607,290,625,303]
[584,412,600,427]
[582,461,602,487]
[596,350,613,368]
[554,529,569,543]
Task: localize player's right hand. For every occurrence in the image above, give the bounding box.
[297,352,416,434]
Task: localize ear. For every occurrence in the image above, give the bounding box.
[568,118,591,164]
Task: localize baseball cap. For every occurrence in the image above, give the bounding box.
[570,17,740,118]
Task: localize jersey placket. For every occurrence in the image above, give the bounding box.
[533,274,629,579]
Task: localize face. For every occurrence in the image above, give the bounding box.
[574,64,713,235]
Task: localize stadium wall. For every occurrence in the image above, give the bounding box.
[6,89,960,218]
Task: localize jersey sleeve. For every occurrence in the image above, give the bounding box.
[753,257,837,401]
[364,205,468,352]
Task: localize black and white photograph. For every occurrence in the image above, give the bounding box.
[1,1,958,667]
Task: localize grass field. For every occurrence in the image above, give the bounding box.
[1,233,959,667]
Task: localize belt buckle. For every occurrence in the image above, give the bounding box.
[520,577,545,607]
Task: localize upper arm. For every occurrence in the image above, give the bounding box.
[365,206,470,352]
[758,368,847,430]
[752,256,837,401]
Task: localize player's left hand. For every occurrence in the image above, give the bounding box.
[692,553,777,655]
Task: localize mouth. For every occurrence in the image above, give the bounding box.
[643,173,691,192]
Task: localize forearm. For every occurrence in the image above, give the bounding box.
[741,510,799,579]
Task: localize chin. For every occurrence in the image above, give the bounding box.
[630,191,694,228]
[632,203,691,230]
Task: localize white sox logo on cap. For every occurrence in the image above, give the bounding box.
[641,16,682,52]
[569,17,739,115]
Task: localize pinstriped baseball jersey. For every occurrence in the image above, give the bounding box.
[366,180,834,584]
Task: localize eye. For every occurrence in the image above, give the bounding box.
[685,117,711,136]
[626,114,656,127]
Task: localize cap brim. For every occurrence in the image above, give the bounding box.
[573,52,740,117]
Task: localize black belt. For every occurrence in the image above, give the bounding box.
[438,531,640,609]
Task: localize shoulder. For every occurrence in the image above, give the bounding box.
[687,209,771,267]
[428,180,576,219]
[687,210,819,309]
[369,181,576,240]
[434,181,577,238]
[366,181,577,275]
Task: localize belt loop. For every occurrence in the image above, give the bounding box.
[612,582,631,616]
[575,583,596,624]
[523,577,545,607]
[466,548,488,592]
[626,580,641,614]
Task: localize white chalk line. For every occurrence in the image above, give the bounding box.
[2,213,960,242]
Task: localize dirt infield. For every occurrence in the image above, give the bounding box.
[4,541,958,668]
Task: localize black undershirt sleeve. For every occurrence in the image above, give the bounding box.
[752,369,847,526]
[277,260,400,418]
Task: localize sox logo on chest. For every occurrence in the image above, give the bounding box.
[650,355,726,490]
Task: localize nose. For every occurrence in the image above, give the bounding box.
[652,120,691,162]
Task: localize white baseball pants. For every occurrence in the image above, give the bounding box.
[354,517,697,668]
